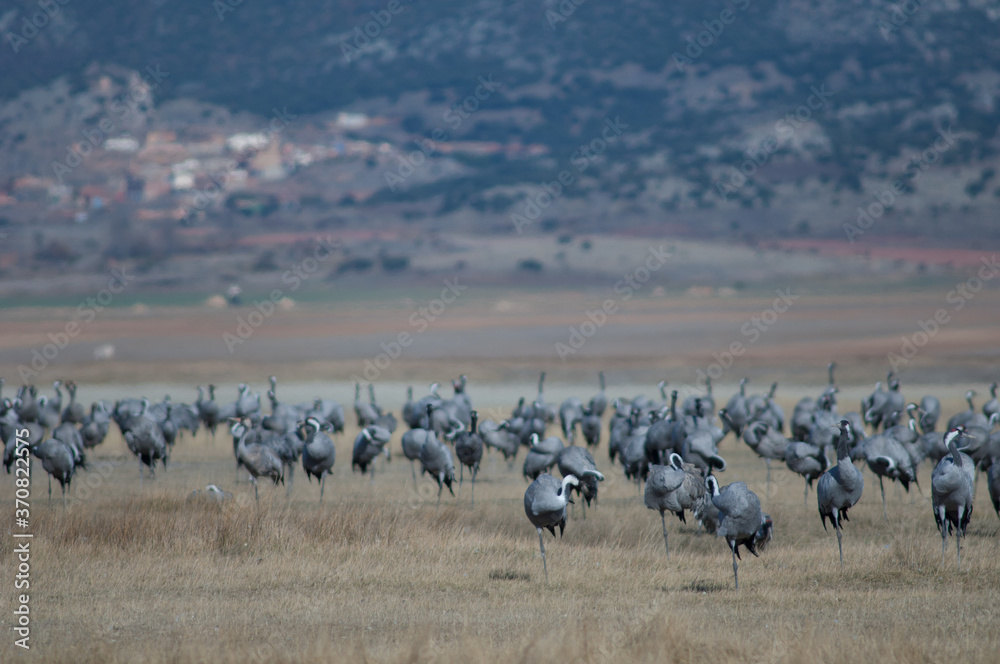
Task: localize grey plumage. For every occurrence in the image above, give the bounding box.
[707,476,770,590]
[523,473,578,583]
[419,428,455,504]
[453,410,484,506]
[863,430,919,521]
[556,445,603,518]
[299,417,335,501]
[523,433,563,481]
[988,456,1000,519]
[644,453,705,558]
[352,426,392,480]
[817,420,864,567]
[784,440,828,504]
[233,419,284,504]
[931,427,975,567]
[32,438,78,507]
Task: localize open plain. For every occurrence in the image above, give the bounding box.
[1,282,999,663]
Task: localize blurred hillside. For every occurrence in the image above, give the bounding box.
[1,0,999,285]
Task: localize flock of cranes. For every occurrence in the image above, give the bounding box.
[3,368,1000,587]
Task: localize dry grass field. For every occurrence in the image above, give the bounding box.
[1,280,999,662]
[4,389,1000,664]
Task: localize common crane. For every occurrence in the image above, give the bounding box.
[817,420,864,567]
[523,473,578,583]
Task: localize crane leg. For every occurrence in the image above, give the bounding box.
[48,475,52,506]
[879,476,887,522]
[320,474,326,503]
[253,477,259,505]
[410,460,417,487]
[660,510,670,559]
[836,524,844,568]
[537,527,548,584]
[941,524,948,566]
[286,464,294,497]
[581,495,586,520]
[956,508,963,568]
[731,545,739,590]
[62,483,67,509]
[803,480,809,506]
[765,459,771,496]
[470,468,476,509]
[436,481,443,509]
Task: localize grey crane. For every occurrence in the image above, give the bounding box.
[988,454,1000,520]
[523,433,563,481]
[559,397,584,444]
[862,379,889,430]
[784,440,828,504]
[233,418,284,504]
[419,427,455,505]
[946,390,985,431]
[61,381,85,424]
[196,385,222,437]
[124,399,168,479]
[918,395,941,433]
[707,476,771,590]
[589,371,608,417]
[31,438,78,507]
[299,416,336,502]
[681,426,726,476]
[683,376,716,420]
[479,418,520,466]
[863,428,918,521]
[402,386,419,429]
[644,453,705,558]
[817,420,864,567]
[36,395,61,430]
[732,412,787,491]
[931,427,975,567]
[523,473,579,583]
[452,410,484,506]
[400,405,436,485]
[354,383,379,427]
[352,426,392,480]
[580,405,602,449]
[721,378,750,440]
[556,445,604,519]
[984,382,999,420]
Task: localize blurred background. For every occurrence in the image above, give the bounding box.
[0,0,997,388]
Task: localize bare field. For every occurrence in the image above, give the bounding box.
[1,283,999,662]
[3,391,1000,664]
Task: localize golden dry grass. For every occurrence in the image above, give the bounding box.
[3,395,1000,663]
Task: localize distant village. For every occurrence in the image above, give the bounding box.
[0,67,548,276]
